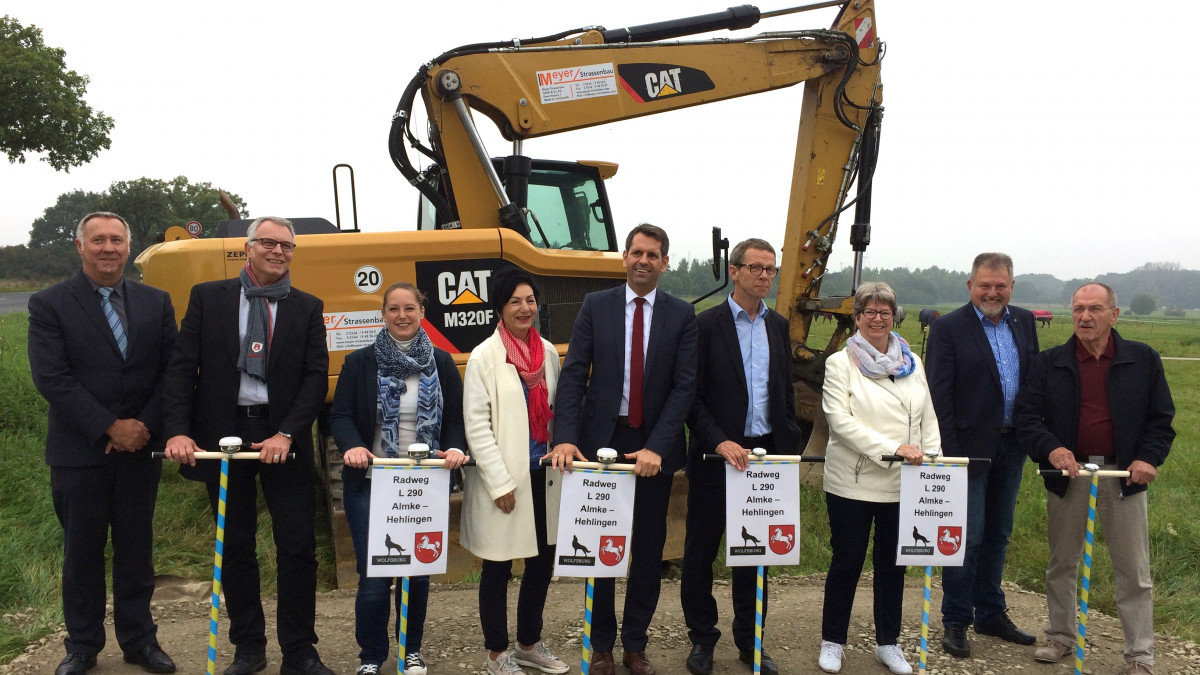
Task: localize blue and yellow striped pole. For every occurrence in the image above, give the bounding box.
[581,577,594,675]
[396,576,410,674]
[1075,472,1099,675]
[919,566,931,671]
[206,445,234,675]
[753,565,764,674]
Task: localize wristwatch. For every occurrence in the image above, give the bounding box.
[278,431,294,441]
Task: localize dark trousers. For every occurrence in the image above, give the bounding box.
[681,436,774,651]
[344,473,429,664]
[941,433,1025,627]
[479,469,556,652]
[821,492,905,645]
[52,460,161,657]
[204,417,318,662]
[591,423,673,653]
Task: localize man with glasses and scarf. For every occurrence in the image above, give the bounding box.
[164,217,331,675]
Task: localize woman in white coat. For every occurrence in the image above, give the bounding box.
[817,282,941,675]
[461,267,569,675]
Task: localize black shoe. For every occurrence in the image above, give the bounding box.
[942,624,970,658]
[974,612,1036,645]
[224,653,267,675]
[55,653,96,675]
[686,644,714,675]
[280,655,336,675]
[738,646,779,675]
[123,643,177,673]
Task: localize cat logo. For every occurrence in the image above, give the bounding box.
[437,270,492,306]
[617,63,715,103]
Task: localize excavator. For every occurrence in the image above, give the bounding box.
[136,0,884,583]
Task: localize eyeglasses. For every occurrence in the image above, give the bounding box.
[735,263,780,278]
[1071,305,1113,315]
[252,238,296,253]
[860,309,895,320]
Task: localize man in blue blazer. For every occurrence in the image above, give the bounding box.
[29,212,178,675]
[925,252,1039,657]
[682,238,800,675]
[551,224,698,675]
[163,217,331,675]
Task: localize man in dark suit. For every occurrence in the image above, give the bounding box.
[163,217,331,675]
[29,212,178,675]
[550,223,698,675]
[681,238,800,675]
[925,252,1039,657]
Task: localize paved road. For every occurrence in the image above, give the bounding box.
[0,292,33,315]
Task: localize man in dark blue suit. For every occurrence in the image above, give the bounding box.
[925,252,1039,657]
[551,224,698,675]
[681,238,800,675]
[29,212,178,675]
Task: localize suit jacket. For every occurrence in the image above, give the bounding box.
[328,342,466,493]
[1015,330,1174,498]
[28,270,177,466]
[686,300,801,483]
[925,301,1038,464]
[553,285,698,474]
[163,278,329,482]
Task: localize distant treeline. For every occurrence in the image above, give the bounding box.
[659,260,1200,311]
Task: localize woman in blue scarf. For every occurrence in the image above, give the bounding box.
[329,282,467,675]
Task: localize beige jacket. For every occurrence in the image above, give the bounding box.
[460,329,562,560]
[822,348,941,503]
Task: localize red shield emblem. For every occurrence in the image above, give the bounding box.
[251,341,264,353]
[768,524,795,555]
[937,526,962,555]
[414,532,443,563]
[598,536,626,567]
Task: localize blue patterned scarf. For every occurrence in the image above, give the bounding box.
[374,327,442,457]
[845,331,916,379]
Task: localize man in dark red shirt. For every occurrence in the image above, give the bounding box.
[1015,282,1175,674]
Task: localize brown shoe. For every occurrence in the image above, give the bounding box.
[589,651,616,675]
[622,651,656,675]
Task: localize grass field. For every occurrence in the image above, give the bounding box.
[0,303,1197,662]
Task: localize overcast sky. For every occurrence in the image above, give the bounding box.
[2,0,1197,282]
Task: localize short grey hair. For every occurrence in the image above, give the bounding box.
[76,211,132,242]
[853,281,898,316]
[730,238,776,266]
[1074,281,1117,308]
[970,252,1014,280]
[246,216,295,242]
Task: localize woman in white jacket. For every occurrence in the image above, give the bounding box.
[817,282,941,675]
[461,267,569,675]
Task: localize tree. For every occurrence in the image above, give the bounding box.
[27,189,103,248]
[0,16,114,171]
[1130,293,1157,315]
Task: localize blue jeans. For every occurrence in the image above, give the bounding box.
[344,476,429,665]
[941,433,1025,627]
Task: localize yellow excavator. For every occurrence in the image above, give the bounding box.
[136,0,884,583]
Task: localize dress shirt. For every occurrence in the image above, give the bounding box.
[1075,334,1116,459]
[236,290,279,405]
[621,285,656,416]
[727,294,772,437]
[973,305,1020,426]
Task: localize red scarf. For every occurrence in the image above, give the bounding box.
[497,321,552,443]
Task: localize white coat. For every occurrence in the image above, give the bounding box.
[822,348,942,503]
[460,328,562,560]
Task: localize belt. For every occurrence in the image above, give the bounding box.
[999,427,1014,435]
[237,404,270,418]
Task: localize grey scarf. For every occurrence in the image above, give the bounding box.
[238,265,291,381]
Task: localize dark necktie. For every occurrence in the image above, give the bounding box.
[98,286,128,359]
[629,297,646,428]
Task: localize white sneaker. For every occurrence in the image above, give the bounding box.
[488,650,525,675]
[818,641,844,673]
[355,665,380,675]
[875,644,913,675]
[514,642,569,674]
[404,651,429,675]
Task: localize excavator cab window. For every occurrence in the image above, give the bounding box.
[523,161,616,252]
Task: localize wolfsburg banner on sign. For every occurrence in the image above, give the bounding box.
[367,465,451,576]
[724,462,801,567]
[895,463,968,566]
[553,468,636,578]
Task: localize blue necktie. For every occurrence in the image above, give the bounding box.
[97,286,128,359]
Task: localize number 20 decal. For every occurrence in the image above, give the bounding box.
[355,265,382,293]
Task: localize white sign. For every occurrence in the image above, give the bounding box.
[724,462,801,566]
[536,63,618,104]
[367,465,451,576]
[896,463,968,566]
[553,468,636,578]
[186,220,203,236]
[323,310,383,352]
[355,265,382,294]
